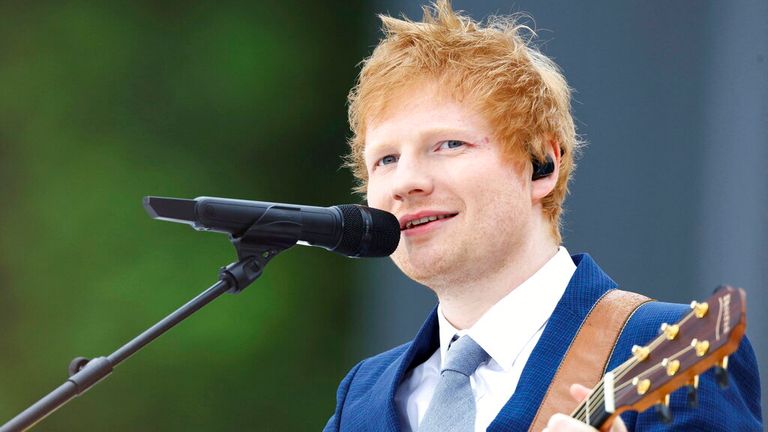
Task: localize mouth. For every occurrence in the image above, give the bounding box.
[400,212,458,231]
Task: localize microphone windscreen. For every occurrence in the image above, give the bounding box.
[336,205,400,257]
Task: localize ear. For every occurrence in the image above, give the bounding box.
[531,139,561,203]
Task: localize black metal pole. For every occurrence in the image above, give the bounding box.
[108,279,231,365]
[0,255,264,432]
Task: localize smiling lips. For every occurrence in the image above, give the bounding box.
[400,212,458,231]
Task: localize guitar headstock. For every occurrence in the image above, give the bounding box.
[608,285,746,419]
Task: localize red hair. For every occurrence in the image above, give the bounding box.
[346,0,581,242]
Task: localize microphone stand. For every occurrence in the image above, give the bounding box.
[1,221,294,432]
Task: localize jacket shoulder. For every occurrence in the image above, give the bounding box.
[610,300,688,362]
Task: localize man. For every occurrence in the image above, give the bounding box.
[325,1,762,431]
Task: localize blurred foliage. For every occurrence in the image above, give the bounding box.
[0,1,372,430]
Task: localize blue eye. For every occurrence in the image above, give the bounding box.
[376,154,398,166]
[438,140,466,150]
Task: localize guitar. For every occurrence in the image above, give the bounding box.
[570,285,746,431]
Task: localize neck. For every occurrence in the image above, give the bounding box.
[436,235,559,330]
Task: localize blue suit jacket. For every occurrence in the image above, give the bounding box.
[324,254,763,431]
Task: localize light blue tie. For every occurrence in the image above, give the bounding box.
[419,335,490,432]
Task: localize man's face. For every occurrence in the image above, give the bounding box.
[364,83,538,288]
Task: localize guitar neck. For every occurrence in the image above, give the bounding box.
[568,286,746,430]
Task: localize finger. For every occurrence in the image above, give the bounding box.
[609,416,629,432]
[569,383,591,402]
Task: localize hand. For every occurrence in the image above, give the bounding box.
[542,384,628,432]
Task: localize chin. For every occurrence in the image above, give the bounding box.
[392,251,456,288]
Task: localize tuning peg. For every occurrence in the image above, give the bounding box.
[632,377,651,395]
[662,358,680,376]
[655,394,673,424]
[686,375,700,408]
[686,384,699,408]
[690,300,709,318]
[691,338,710,357]
[632,344,650,361]
[714,366,729,389]
[659,323,679,340]
[714,356,730,389]
[715,366,729,390]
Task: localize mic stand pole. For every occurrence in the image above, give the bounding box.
[0,252,271,432]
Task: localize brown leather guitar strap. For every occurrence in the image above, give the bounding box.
[528,289,652,432]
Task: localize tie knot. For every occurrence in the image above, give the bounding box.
[442,335,490,377]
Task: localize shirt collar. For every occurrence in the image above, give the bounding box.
[436,247,576,371]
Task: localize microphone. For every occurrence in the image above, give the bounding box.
[143,196,400,257]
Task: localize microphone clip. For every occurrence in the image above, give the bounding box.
[223,211,303,293]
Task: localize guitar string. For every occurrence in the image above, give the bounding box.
[571,309,698,422]
[576,328,696,421]
[573,332,659,420]
[572,351,637,421]
[575,353,653,421]
[572,360,629,422]
[574,312,699,423]
[573,328,659,420]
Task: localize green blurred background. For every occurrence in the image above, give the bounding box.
[0,1,374,430]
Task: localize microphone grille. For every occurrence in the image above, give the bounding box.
[337,205,400,257]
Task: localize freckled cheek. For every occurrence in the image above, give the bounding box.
[365,182,388,210]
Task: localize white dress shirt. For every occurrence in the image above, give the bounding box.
[394,247,577,432]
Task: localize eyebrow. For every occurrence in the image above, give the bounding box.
[366,126,483,155]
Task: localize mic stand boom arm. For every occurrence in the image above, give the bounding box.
[1,218,296,432]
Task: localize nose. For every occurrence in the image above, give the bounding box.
[390,156,434,201]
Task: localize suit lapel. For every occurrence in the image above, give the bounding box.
[488,254,618,431]
[362,308,440,432]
